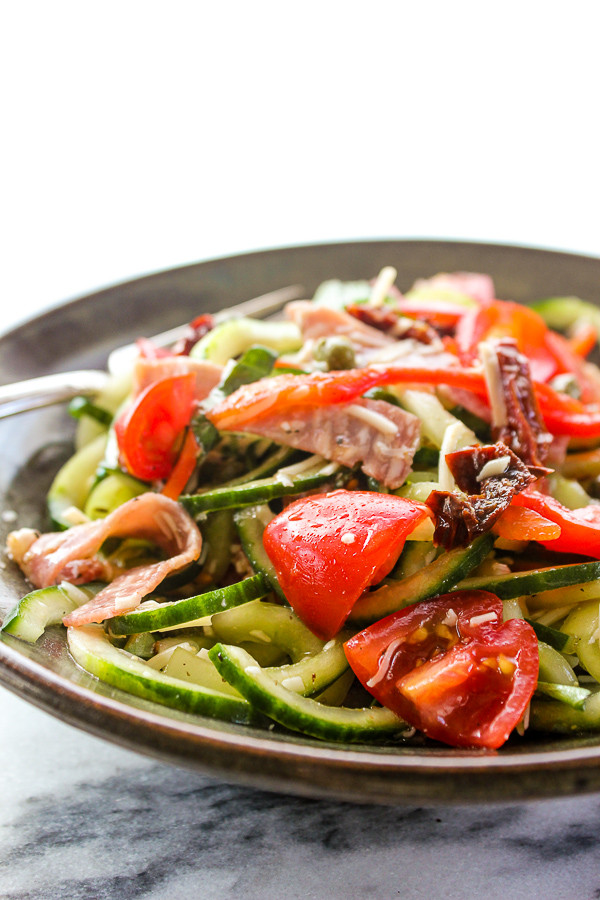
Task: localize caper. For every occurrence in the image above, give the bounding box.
[313,336,356,370]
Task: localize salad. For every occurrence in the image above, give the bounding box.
[4,266,600,750]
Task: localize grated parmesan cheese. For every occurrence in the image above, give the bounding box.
[60,582,93,605]
[480,342,508,427]
[469,612,498,627]
[341,532,356,544]
[366,638,403,688]
[369,266,398,307]
[476,456,511,482]
[281,675,306,693]
[249,629,272,643]
[346,403,399,436]
[60,506,91,527]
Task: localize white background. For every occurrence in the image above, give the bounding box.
[2,2,600,327]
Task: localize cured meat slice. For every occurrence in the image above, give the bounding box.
[227,397,420,489]
[132,356,222,399]
[7,494,202,626]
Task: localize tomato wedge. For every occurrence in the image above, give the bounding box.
[263,490,429,639]
[344,590,538,749]
[115,373,197,481]
[513,490,600,557]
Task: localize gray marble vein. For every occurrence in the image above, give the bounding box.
[3,686,600,900]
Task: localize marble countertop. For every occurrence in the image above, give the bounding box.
[2,684,600,899]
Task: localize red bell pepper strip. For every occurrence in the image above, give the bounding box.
[492,505,561,542]
[512,490,600,557]
[161,429,199,500]
[207,366,488,432]
[207,363,600,440]
[569,321,598,358]
[456,300,559,383]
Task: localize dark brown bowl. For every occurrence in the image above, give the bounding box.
[2,239,600,805]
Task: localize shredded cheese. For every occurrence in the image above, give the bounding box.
[369,266,397,307]
[341,532,356,544]
[281,675,306,693]
[438,421,478,491]
[366,638,403,688]
[469,612,498,627]
[441,608,458,627]
[476,456,511,481]
[59,582,92,605]
[480,342,508,427]
[249,629,272,643]
[346,403,399,436]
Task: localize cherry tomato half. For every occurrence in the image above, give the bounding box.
[115,373,197,481]
[263,490,429,639]
[344,590,538,749]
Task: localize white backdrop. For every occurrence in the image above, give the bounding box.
[3,2,600,327]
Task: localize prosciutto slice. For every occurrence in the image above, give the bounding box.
[235,397,420,489]
[286,301,394,363]
[7,493,202,626]
[132,356,222,400]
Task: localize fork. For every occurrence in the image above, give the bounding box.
[0,284,304,419]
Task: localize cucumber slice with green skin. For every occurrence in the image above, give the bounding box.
[180,457,341,516]
[108,574,270,636]
[209,643,405,742]
[561,601,600,681]
[224,446,298,488]
[537,641,579,687]
[535,682,591,709]
[547,473,591,510]
[530,690,600,733]
[201,509,237,584]
[68,624,255,724]
[531,296,600,333]
[234,504,286,600]
[47,433,108,529]
[264,634,350,697]
[389,540,438,580]
[190,318,302,365]
[158,646,243,697]
[459,560,600,600]
[123,632,156,659]
[84,471,147,519]
[526,619,576,654]
[1,582,104,643]
[348,533,494,628]
[211,600,324,662]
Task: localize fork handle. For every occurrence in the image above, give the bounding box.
[0,370,110,419]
